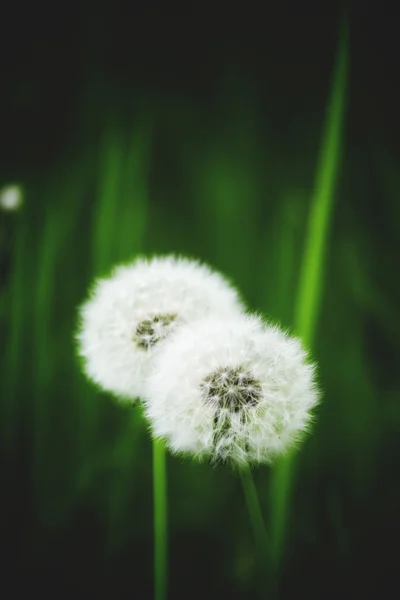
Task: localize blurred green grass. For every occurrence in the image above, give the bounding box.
[1,21,399,599]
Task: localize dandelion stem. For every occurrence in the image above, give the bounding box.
[153,438,168,600]
[239,467,277,597]
[240,467,268,554]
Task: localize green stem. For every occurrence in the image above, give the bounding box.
[153,438,168,600]
[239,467,277,597]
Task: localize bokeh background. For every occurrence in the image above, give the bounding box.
[1,2,399,599]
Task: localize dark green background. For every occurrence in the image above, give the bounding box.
[1,3,399,599]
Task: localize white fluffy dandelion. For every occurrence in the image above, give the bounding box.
[143,315,320,467]
[75,255,245,401]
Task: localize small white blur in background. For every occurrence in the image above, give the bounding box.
[0,185,23,211]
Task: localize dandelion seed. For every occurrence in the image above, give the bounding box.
[75,255,245,401]
[144,315,320,467]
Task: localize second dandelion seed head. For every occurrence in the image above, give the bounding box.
[144,314,320,467]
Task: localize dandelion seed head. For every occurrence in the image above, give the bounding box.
[200,366,262,412]
[75,255,245,402]
[144,314,320,466]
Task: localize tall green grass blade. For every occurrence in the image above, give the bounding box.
[92,124,125,274]
[99,118,154,551]
[31,167,89,524]
[89,116,166,572]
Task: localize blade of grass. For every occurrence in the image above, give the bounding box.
[101,117,153,551]
[92,123,124,274]
[269,15,349,568]
[32,167,89,524]
[116,117,151,260]
[88,113,169,596]
[32,195,65,518]
[90,115,168,594]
